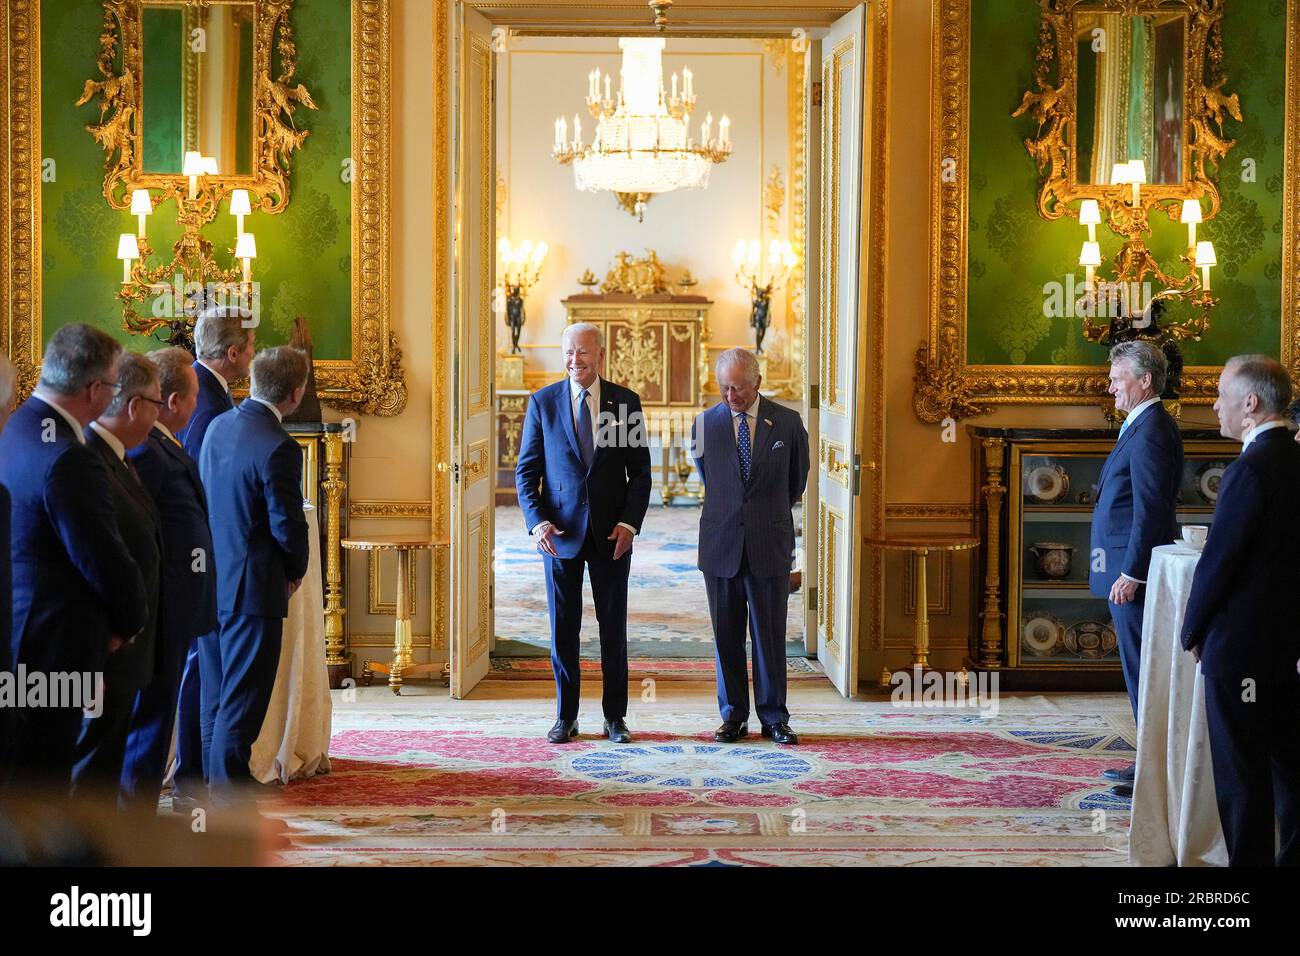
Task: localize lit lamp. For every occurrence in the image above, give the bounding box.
[1079,240,1102,290]
[235,232,257,286]
[1180,199,1203,248]
[117,233,139,284]
[497,237,547,354]
[1127,159,1147,206]
[230,189,252,237]
[1078,199,1101,243]
[130,189,151,239]
[182,151,204,199]
[1195,241,1216,291]
[732,237,798,354]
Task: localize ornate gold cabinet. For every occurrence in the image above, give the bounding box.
[496,389,530,504]
[562,293,712,504]
[968,425,1239,688]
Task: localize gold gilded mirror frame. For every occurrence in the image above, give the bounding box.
[913,0,1300,422]
[1,0,406,416]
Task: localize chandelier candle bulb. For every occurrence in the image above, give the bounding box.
[1127,159,1146,206]
[1181,198,1203,248]
[1079,199,1100,243]
[130,189,151,239]
[719,115,730,149]
[671,72,678,101]
[230,189,252,238]
[182,150,204,199]
[117,233,139,284]
[236,232,257,286]
[683,67,692,97]
[1195,241,1216,290]
[1080,240,1102,289]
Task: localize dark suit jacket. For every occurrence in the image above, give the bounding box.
[128,426,217,643]
[178,361,233,462]
[692,397,810,578]
[0,396,146,675]
[0,482,10,672]
[1180,426,1300,680]
[200,400,309,618]
[514,377,653,561]
[1088,402,1184,594]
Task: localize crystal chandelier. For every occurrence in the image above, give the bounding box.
[552,38,732,221]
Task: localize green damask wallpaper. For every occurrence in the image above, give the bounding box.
[40,0,353,360]
[967,0,1289,367]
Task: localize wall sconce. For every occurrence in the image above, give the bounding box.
[130,189,152,239]
[235,232,258,287]
[117,233,139,284]
[1180,198,1203,248]
[732,238,797,354]
[230,189,252,237]
[498,238,547,354]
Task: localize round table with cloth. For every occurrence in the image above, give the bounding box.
[1128,543,1226,866]
[250,502,332,785]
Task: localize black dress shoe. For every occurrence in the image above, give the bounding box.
[1102,763,1136,782]
[1109,783,1133,798]
[761,722,799,745]
[714,720,749,743]
[604,717,631,743]
[547,718,579,743]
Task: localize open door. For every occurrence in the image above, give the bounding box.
[449,6,496,698]
[810,2,874,697]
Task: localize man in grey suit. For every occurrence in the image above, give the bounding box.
[692,348,810,744]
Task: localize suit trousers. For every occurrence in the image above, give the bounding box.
[71,650,144,797]
[172,639,207,797]
[0,707,84,797]
[1204,674,1300,866]
[543,528,630,722]
[119,628,194,807]
[207,612,283,801]
[703,550,790,728]
[1109,593,1144,723]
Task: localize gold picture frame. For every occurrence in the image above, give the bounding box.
[1,0,406,415]
[913,0,1300,422]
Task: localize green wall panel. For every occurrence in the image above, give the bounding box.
[40,0,353,360]
[966,0,1288,368]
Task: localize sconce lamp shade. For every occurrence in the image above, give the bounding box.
[1180,199,1203,224]
[202,157,219,176]
[130,189,152,216]
[1078,199,1101,226]
[230,189,252,216]
[1079,241,1102,267]
[1194,241,1216,267]
[235,233,258,260]
[1110,162,1133,185]
[182,151,205,177]
[117,233,140,260]
[1127,159,1147,185]
[731,240,746,266]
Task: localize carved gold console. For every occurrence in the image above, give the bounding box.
[562,293,712,505]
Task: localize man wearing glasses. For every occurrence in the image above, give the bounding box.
[73,352,165,798]
[0,324,147,793]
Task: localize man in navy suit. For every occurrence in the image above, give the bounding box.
[1181,355,1300,866]
[73,353,164,796]
[1089,340,1183,796]
[173,306,254,809]
[119,348,216,809]
[692,349,809,745]
[200,346,310,803]
[0,354,16,672]
[515,323,652,743]
[0,325,147,790]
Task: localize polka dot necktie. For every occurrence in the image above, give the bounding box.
[736,411,752,482]
[577,389,595,468]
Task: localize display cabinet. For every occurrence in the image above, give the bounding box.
[967,425,1239,687]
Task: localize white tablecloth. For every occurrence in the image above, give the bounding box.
[250,503,332,785]
[1129,543,1226,866]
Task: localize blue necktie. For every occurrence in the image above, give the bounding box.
[737,412,752,482]
[577,389,594,468]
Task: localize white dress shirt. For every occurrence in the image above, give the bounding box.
[88,420,126,461]
[246,396,284,422]
[730,395,762,445]
[1241,418,1288,450]
[197,359,231,395]
[530,377,637,538]
[32,389,87,445]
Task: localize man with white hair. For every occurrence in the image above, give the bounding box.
[692,348,809,744]
[199,346,310,802]
[515,322,652,743]
[1181,355,1300,866]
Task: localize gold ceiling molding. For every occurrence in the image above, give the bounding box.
[1,0,405,417]
[913,0,1300,422]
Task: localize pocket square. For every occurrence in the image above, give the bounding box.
[772,440,785,450]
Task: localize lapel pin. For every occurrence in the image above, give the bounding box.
[764,418,773,427]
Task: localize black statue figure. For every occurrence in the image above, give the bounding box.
[750,286,773,354]
[504,283,525,354]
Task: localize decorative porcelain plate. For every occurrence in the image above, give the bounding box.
[1064,621,1118,659]
[1025,462,1070,504]
[1197,464,1225,504]
[1023,615,1066,657]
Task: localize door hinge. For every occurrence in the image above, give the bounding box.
[852,454,861,496]
[808,586,818,611]
[452,461,460,484]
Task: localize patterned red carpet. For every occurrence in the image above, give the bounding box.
[262,687,1136,866]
